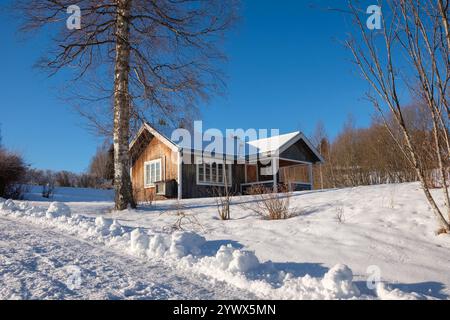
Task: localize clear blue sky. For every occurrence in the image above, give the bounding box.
[0,0,375,173]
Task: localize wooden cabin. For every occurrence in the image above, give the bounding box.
[129,123,324,201]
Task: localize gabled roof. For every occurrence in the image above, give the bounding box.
[248,131,324,163]
[130,123,324,163]
[129,123,179,153]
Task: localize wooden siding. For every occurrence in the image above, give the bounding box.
[131,136,178,202]
[279,165,310,184]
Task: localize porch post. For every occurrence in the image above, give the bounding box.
[272,157,278,191]
[308,163,313,190]
[177,150,183,200]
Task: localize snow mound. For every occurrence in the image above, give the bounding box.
[109,219,124,237]
[46,202,71,219]
[95,216,113,236]
[169,231,206,257]
[130,228,150,255]
[148,234,170,257]
[213,244,259,273]
[321,264,360,298]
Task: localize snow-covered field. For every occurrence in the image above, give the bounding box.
[1,182,449,300]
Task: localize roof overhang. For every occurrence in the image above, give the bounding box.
[129,123,180,153]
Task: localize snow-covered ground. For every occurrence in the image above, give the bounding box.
[1,182,450,299]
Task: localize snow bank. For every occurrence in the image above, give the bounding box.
[0,199,425,300]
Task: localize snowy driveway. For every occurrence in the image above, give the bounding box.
[0,216,254,300]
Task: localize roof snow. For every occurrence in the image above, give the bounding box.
[247,131,300,154]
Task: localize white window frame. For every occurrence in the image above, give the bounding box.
[196,156,232,186]
[144,158,163,188]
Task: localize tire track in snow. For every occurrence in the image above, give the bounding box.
[0,216,255,300]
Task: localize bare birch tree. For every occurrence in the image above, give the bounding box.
[346,0,450,231]
[11,0,237,210]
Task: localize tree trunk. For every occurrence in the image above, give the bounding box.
[113,0,135,210]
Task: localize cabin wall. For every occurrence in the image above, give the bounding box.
[131,137,178,202]
[181,153,245,199]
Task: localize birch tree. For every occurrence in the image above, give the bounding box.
[12,0,237,210]
[346,0,450,231]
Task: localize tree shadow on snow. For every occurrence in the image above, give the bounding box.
[392,281,448,299]
[270,262,329,278]
[201,240,244,256]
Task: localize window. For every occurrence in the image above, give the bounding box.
[196,157,231,186]
[144,159,162,188]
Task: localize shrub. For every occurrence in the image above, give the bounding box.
[0,149,27,199]
[245,184,294,220]
[212,186,233,221]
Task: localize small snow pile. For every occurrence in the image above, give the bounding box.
[109,219,124,237]
[169,231,206,257]
[46,202,71,219]
[95,216,113,236]
[130,228,150,255]
[148,234,170,257]
[213,244,260,273]
[1,199,17,212]
[321,264,360,298]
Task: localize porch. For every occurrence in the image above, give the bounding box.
[240,157,313,194]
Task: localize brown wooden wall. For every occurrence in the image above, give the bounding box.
[279,165,310,184]
[131,137,178,202]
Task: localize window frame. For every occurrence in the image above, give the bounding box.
[144,158,163,188]
[196,156,232,186]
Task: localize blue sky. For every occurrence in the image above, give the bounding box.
[0,0,376,173]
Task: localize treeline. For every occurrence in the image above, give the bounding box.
[0,140,114,199]
[312,103,449,190]
[24,143,114,190]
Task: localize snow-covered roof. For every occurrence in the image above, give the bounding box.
[247,131,300,154]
